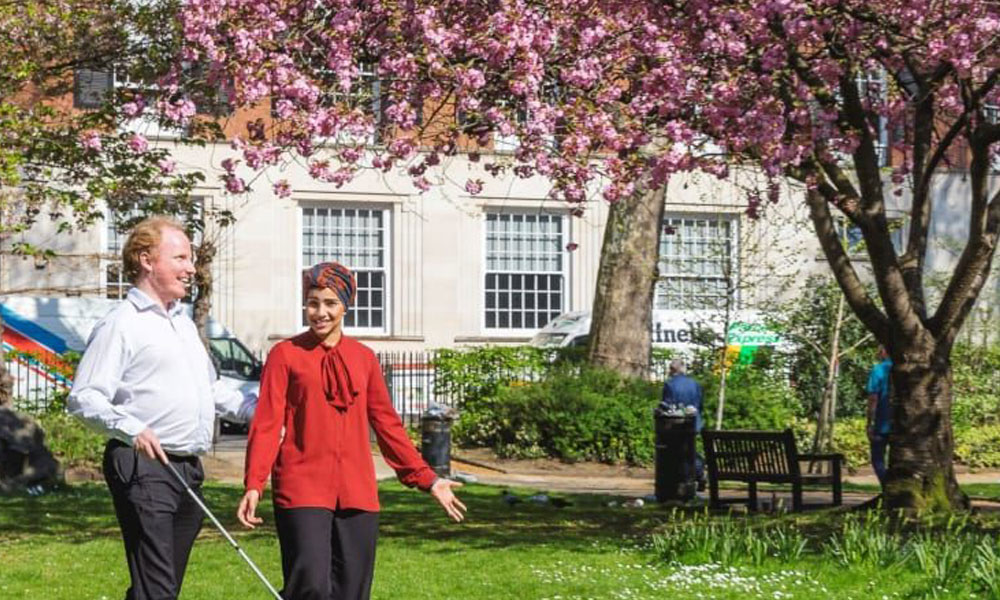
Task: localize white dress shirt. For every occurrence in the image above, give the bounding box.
[68,288,257,455]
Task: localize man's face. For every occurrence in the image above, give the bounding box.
[142,227,195,304]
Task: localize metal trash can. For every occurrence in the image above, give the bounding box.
[420,405,456,477]
[654,408,697,502]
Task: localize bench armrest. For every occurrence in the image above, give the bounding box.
[798,453,843,462]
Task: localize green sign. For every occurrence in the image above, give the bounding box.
[726,322,781,347]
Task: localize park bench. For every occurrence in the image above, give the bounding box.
[701,428,843,512]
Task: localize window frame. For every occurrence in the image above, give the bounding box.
[298,202,392,336]
[481,209,569,333]
[655,213,740,312]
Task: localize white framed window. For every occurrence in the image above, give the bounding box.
[984,104,999,125]
[73,66,228,138]
[103,211,134,300]
[656,215,738,311]
[484,211,567,330]
[855,70,889,167]
[301,205,389,333]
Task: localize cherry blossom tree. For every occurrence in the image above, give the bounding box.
[177,0,1000,509]
[1,0,214,406]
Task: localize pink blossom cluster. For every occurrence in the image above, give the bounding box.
[175,0,1000,203]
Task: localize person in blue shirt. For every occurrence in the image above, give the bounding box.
[660,359,704,431]
[659,359,705,488]
[866,347,893,486]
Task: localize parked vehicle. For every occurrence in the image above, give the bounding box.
[1,296,260,434]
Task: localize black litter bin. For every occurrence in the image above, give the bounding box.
[654,410,697,502]
[420,410,454,477]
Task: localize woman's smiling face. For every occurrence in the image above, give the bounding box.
[305,287,346,343]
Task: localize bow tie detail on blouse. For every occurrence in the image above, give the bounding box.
[321,345,358,409]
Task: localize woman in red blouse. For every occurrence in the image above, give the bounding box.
[237,262,466,600]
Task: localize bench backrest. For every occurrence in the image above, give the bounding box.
[702,429,800,482]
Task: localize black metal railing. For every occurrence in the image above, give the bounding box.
[6,348,674,422]
[377,351,452,428]
[4,355,69,413]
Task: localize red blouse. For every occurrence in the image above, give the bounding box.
[244,332,437,510]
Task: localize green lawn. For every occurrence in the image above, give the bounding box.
[1,482,998,599]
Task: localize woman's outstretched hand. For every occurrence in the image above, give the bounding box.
[430,479,467,522]
[237,489,264,529]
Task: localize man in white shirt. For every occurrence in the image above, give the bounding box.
[69,216,256,600]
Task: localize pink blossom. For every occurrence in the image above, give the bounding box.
[223,174,247,194]
[273,179,292,198]
[79,131,102,152]
[121,97,146,118]
[158,159,177,175]
[127,133,149,154]
[464,179,484,195]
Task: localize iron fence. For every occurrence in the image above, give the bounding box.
[4,354,69,413]
[377,351,451,428]
[5,349,673,423]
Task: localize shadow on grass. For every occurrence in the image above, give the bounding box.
[0,482,281,545]
[375,482,676,552]
[0,481,680,552]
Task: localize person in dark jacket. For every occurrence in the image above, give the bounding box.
[660,359,704,431]
[659,359,705,488]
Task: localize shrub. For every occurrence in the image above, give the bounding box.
[452,365,660,465]
[432,346,549,406]
[33,393,105,469]
[699,363,799,431]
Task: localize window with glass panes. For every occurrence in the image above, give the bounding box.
[104,213,133,300]
[484,212,566,330]
[302,206,388,331]
[656,216,737,310]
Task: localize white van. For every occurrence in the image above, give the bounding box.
[1,296,260,422]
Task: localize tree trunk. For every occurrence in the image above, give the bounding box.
[192,239,216,351]
[587,184,666,379]
[714,318,731,429]
[813,292,846,454]
[884,354,968,510]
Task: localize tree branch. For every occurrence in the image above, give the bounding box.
[804,183,890,343]
[930,130,1000,342]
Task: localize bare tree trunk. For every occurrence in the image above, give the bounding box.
[885,352,968,510]
[812,292,846,454]
[192,239,216,351]
[714,319,731,429]
[587,184,666,379]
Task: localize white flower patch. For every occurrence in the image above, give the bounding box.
[533,561,834,599]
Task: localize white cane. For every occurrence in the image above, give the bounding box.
[163,461,283,600]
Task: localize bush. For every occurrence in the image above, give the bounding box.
[699,363,799,431]
[452,365,660,465]
[432,346,550,406]
[33,393,104,469]
[951,344,1000,429]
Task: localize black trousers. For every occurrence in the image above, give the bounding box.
[103,440,205,600]
[274,506,379,600]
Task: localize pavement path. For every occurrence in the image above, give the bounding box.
[201,435,1000,510]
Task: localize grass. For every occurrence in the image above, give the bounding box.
[3,482,1000,599]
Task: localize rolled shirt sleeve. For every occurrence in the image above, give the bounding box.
[208,355,258,424]
[67,320,147,443]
